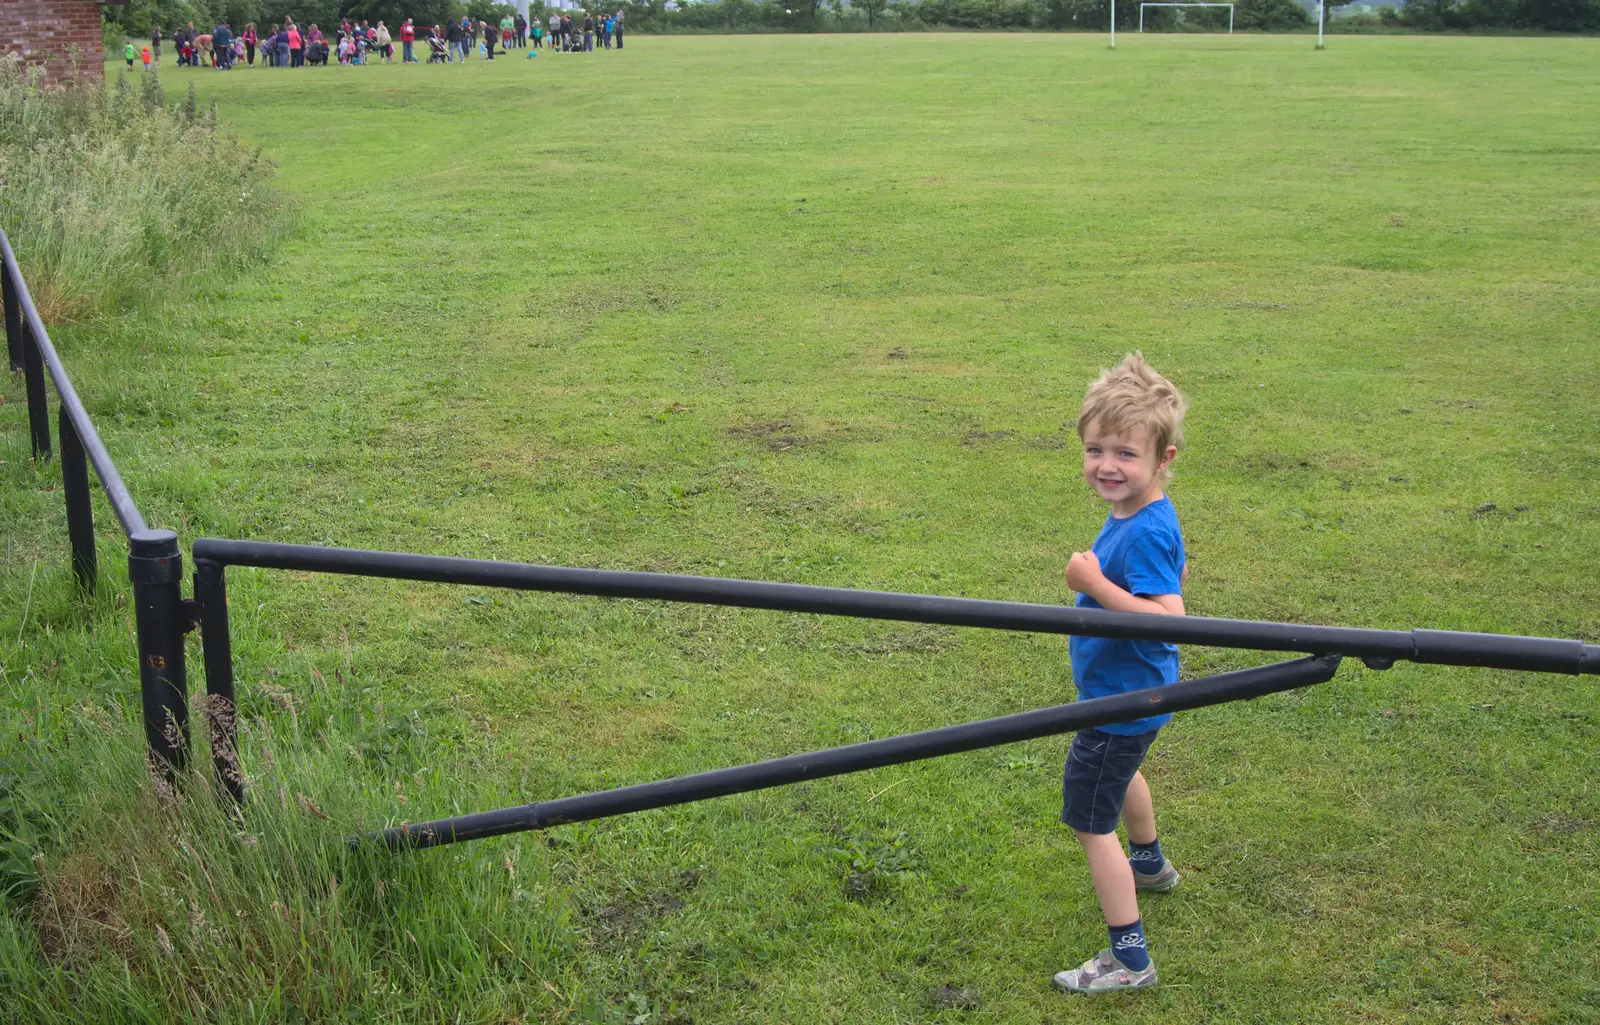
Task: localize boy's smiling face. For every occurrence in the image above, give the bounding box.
[1080,420,1176,518]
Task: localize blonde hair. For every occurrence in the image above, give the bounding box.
[1077,352,1187,481]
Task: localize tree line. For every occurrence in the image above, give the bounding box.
[104,0,1598,45]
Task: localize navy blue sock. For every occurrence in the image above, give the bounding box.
[1108,919,1150,971]
[1129,837,1164,875]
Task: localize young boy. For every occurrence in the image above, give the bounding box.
[124,40,138,69]
[1054,352,1188,995]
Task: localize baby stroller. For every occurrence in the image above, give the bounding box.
[426,37,448,63]
[307,41,330,66]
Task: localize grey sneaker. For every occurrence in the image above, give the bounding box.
[1053,949,1157,994]
[1132,858,1181,893]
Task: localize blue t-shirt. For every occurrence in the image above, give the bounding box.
[1068,496,1185,735]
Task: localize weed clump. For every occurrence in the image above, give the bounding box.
[0,58,289,322]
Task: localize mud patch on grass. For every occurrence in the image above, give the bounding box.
[927,984,981,1011]
[1237,453,1316,475]
[33,852,132,965]
[963,429,1016,446]
[522,284,681,319]
[1531,812,1590,837]
[589,890,685,944]
[728,419,813,452]
[835,625,957,657]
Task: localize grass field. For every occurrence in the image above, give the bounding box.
[3,32,1599,1024]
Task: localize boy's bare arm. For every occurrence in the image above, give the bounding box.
[1065,551,1186,617]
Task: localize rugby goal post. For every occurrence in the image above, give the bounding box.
[1139,2,1234,31]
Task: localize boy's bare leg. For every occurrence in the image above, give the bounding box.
[1122,771,1157,846]
[1076,831,1140,927]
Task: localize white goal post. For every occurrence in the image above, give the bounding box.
[1138,2,1235,32]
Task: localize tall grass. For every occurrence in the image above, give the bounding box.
[0,58,289,322]
[0,592,577,1023]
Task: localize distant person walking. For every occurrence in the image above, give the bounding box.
[376,21,392,62]
[401,18,415,62]
[287,21,303,67]
[275,24,290,67]
[614,9,624,48]
[242,23,257,65]
[549,12,560,49]
[446,18,464,62]
[583,13,594,51]
[150,26,162,64]
[213,21,233,68]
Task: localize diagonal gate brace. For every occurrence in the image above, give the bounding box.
[365,654,1342,851]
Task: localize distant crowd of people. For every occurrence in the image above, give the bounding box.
[128,11,625,70]
[416,10,624,61]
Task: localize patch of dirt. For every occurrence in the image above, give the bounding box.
[1237,453,1315,474]
[728,420,811,452]
[1532,812,1591,837]
[963,429,1017,446]
[1174,299,1293,312]
[918,176,946,184]
[835,625,957,657]
[33,852,132,965]
[590,890,684,942]
[886,347,909,360]
[524,285,680,319]
[843,872,877,900]
[728,420,793,438]
[927,984,981,1011]
[586,868,707,945]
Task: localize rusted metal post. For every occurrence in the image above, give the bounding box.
[130,529,188,781]
[58,405,97,591]
[3,259,20,372]
[21,320,51,459]
[193,558,243,803]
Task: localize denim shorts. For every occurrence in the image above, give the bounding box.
[1060,727,1159,835]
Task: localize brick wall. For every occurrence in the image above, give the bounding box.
[0,0,106,85]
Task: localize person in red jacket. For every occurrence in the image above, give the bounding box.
[400,18,416,63]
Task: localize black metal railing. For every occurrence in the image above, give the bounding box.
[8,221,1600,856]
[2,227,191,780]
[188,538,1600,850]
